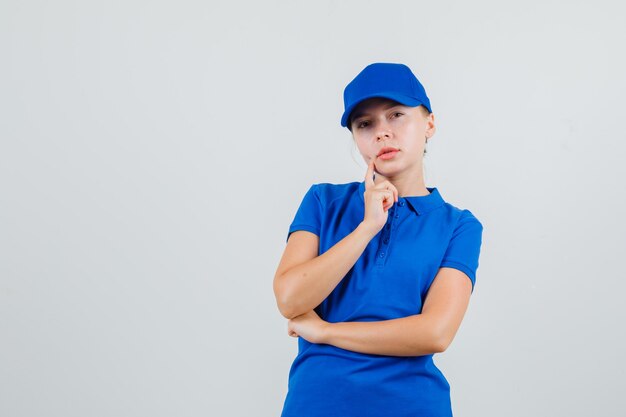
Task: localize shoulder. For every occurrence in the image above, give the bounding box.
[440,199,484,231]
[308,181,361,206]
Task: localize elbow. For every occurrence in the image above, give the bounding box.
[276,294,307,320]
[429,325,453,354]
[431,337,450,354]
[273,271,317,320]
[276,298,298,320]
[273,277,299,320]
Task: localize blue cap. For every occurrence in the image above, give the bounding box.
[341,62,432,128]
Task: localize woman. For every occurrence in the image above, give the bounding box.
[273,62,484,417]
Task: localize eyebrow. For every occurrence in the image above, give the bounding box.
[351,101,402,121]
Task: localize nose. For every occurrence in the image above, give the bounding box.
[375,120,392,141]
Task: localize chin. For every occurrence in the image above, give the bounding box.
[375,166,402,177]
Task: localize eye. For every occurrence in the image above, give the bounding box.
[392,112,403,118]
[356,120,370,129]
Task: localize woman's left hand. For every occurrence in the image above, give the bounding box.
[287,310,330,344]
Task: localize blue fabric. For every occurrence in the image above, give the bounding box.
[341,62,432,127]
[280,181,483,417]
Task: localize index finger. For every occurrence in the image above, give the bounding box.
[365,158,376,189]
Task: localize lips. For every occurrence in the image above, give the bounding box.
[377,147,399,157]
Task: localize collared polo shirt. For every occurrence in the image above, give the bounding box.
[280,181,483,417]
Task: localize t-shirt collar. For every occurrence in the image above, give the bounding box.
[358,181,445,216]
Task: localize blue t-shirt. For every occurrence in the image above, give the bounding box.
[280,181,483,417]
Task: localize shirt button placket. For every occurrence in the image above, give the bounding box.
[376,199,401,267]
[394,202,401,219]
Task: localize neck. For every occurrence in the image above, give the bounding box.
[377,166,430,197]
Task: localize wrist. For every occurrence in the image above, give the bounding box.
[321,321,335,345]
[356,222,378,240]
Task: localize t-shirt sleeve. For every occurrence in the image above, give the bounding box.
[286,184,322,243]
[439,211,484,293]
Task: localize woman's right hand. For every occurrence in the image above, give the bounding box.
[360,158,398,236]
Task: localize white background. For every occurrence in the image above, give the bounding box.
[1,1,625,416]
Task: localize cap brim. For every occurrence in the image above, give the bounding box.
[341,93,424,128]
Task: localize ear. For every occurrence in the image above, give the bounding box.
[426,114,436,138]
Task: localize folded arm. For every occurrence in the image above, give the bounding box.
[321,267,473,356]
[274,224,376,319]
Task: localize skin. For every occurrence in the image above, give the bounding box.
[350,97,436,198]
[284,98,473,356]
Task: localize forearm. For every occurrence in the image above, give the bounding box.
[322,314,444,357]
[278,223,376,319]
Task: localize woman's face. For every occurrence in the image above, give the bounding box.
[350,97,435,179]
